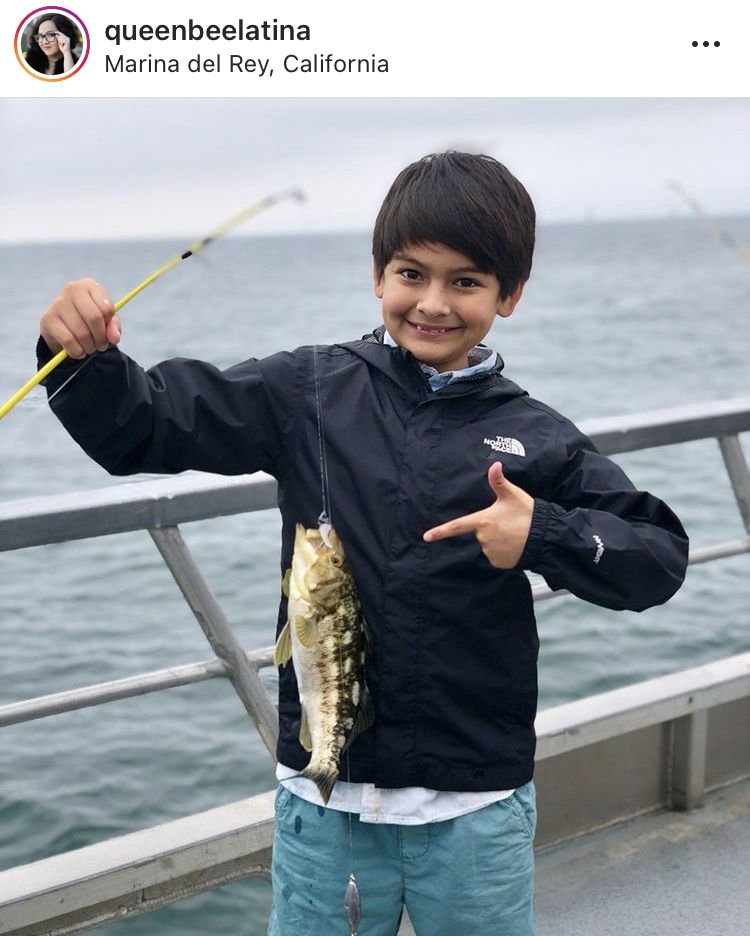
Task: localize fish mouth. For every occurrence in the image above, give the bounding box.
[294,524,321,566]
[293,523,345,582]
[294,522,339,556]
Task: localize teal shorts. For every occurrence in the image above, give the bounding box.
[267,781,537,936]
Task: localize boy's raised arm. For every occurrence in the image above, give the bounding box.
[37,280,300,480]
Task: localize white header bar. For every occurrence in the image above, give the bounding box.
[2,0,748,97]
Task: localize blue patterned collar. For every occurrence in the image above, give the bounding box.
[382,329,498,391]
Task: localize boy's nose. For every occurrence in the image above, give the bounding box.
[416,286,451,317]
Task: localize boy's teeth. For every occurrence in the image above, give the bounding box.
[416,324,450,333]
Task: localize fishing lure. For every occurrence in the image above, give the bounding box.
[345,873,362,935]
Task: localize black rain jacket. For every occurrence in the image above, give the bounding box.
[38,328,689,791]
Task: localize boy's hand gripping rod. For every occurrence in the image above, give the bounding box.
[0,188,305,422]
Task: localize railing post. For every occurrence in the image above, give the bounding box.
[149,526,279,758]
[670,709,708,810]
[718,434,750,533]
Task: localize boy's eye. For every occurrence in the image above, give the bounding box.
[399,268,422,281]
[456,277,479,288]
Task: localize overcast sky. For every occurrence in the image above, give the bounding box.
[1,98,748,243]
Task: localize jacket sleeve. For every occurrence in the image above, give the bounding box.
[37,337,301,479]
[516,419,689,612]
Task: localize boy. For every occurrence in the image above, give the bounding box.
[38,152,689,935]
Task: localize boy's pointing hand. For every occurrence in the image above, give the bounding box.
[423,462,534,569]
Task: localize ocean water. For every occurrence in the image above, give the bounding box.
[0,218,749,934]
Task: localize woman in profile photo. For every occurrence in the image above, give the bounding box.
[24,13,80,76]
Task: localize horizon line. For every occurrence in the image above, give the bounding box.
[2,211,750,248]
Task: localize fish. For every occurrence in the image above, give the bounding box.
[275,521,374,804]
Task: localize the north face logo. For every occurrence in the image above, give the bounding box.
[483,436,526,456]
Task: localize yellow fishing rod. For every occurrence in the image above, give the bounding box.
[0,188,305,422]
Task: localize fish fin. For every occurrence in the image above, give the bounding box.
[301,764,338,804]
[281,568,291,598]
[292,564,313,603]
[298,706,313,752]
[362,617,374,656]
[343,682,375,751]
[274,621,292,668]
[295,614,318,648]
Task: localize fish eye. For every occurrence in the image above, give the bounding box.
[331,554,344,568]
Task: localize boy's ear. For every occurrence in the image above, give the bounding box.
[373,259,384,298]
[496,281,525,319]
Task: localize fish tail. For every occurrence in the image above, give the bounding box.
[301,764,339,805]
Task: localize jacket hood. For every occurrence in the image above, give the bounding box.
[336,324,528,404]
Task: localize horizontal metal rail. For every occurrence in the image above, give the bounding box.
[535,652,750,760]
[1,532,748,727]
[0,650,272,728]
[0,791,277,936]
[2,397,749,552]
[0,471,280,553]
[574,396,750,455]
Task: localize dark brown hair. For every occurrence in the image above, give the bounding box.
[372,152,536,300]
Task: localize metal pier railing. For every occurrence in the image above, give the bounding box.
[0,397,749,934]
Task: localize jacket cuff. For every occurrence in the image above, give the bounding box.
[515,498,552,571]
[36,335,80,371]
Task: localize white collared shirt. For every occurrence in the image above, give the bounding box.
[276,762,513,824]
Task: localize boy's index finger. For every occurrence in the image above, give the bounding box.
[423,509,485,542]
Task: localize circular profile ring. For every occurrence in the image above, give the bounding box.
[15,6,89,81]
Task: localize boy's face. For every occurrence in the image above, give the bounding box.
[374,242,523,373]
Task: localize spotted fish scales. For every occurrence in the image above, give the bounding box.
[275,522,374,804]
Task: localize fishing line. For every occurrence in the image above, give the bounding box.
[0,188,306,422]
[312,343,360,935]
[17,345,101,418]
[46,354,95,406]
[341,635,360,936]
[337,605,360,936]
[312,344,332,526]
[8,353,97,418]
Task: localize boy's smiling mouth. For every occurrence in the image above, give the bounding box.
[406,321,461,335]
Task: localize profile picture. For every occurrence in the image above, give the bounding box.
[15,7,89,81]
